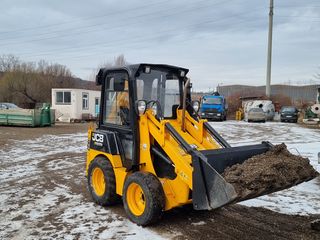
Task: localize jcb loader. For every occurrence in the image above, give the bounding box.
[86,64,303,225]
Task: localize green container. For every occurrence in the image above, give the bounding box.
[0,103,54,127]
[40,103,54,126]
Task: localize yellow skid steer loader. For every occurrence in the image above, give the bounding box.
[86,64,313,226]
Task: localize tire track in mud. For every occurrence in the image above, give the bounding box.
[36,152,87,193]
[150,204,320,240]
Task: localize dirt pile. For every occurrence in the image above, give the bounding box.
[222,143,319,201]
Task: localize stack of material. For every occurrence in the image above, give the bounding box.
[222,143,319,201]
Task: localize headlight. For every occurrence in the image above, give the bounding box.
[136,100,147,116]
[179,70,185,77]
[152,104,157,116]
[201,113,205,116]
[191,100,200,113]
[217,113,221,116]
[143,66,151,73]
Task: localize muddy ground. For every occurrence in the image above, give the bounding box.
[0,123,319,240]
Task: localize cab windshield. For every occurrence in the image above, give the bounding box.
[202,97,222,105]
[136,68,182,118]
[281,107,296,113]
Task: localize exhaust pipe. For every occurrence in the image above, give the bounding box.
[181,78,190,132]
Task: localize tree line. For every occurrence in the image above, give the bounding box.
[0,55,77,108]
[0,54,127,108]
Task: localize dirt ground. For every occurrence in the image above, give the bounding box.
[0,123,319,240]
[151,204,320,240]
[0,123,88,146]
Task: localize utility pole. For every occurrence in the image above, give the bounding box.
[266,0,274,98]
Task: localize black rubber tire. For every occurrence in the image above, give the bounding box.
[123,172,165,226]
[88,156,119,206]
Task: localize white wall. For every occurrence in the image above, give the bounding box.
[51,88,101,121]
[74,89,101,119]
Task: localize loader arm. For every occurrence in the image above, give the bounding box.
[140,108,278,210]
[143,110,193,189]
[139,109,240,210]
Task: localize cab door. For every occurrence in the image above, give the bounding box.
[99,70,135,169]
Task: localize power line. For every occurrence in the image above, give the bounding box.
[0,0,172,35]
[277,5,320,8]
[0,0,238,46]
[0,0,233,41]
[18,17,267,62]
[276,15,320,19]
[13,8,265,59]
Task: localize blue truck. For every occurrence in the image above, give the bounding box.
[200,92,227,121]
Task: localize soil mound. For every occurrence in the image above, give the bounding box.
[222,143,319,201]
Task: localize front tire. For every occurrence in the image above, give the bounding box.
[123,172,165,226]
[88,156,119,206]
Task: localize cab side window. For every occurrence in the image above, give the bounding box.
[104,72,130,126]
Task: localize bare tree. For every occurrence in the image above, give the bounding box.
[113,54,126,67]
[89,54,128,81]
[314,66,320,81]
[0,54,20,72]
[0,57,75,106]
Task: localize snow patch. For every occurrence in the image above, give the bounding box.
[191,221,206,226]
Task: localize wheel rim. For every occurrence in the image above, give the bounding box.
[126,183,146,216]
[91,167,105,196]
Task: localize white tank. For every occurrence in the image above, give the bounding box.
[311,104,320,115]
[243,100,275,121]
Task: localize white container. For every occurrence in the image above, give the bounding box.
[51,88,101,122]
[243,100,275,121]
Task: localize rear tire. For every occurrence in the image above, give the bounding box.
[88,156,119,206]
[123,172,165,226]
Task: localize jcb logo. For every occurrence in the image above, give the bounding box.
[92,133,104,143]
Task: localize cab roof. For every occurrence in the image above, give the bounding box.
[96,63,189,85]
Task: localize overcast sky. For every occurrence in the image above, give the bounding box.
[1,0,320,90]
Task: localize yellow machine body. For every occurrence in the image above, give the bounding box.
[86,109,220,211]
[85,63,291,226]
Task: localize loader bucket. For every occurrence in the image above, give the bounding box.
[192,142,272,210]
